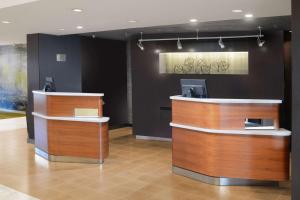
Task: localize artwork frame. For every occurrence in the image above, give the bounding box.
[159,52,249,75]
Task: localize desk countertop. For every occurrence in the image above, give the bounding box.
[32,112,109,123]
[170,123,291,136]
[33,90,104,97]
[170,95,282,104]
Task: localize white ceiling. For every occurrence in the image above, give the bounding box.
[0,0,291,44]
[0,0,39,9]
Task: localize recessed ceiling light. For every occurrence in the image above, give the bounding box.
[189,19,198,23]
[128,20,137,23]
[232,9,243,13]
[245,14,253,18]
[76,26,83,29]
[59,28,65,31]
[2,21,11,24]
[72,8,83,12]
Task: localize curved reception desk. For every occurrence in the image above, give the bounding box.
[170,96,291,186]
[32,91,110,164]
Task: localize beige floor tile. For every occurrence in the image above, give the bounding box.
[0,121,291,200]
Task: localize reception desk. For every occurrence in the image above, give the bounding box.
[170,95,291,186]
[32,91,109,164]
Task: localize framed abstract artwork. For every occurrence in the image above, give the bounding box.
[159,52,249,75]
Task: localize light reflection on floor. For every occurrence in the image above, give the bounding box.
[0,117,26,132]
[0,184,39,200]
[34,155,49,169]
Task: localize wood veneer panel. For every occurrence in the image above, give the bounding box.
[33,93,47,115]
[34,117,48,152]
[172,128,290,181]
[47,96,103,117]
[172,100,279,130]
[47,121,106,159]
[100,123,109,159]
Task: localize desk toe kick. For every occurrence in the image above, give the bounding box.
[35,148,104,164]
[172,166,279,186]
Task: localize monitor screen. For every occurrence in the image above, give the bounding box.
[180,79,208,98]
[43,77,56,92]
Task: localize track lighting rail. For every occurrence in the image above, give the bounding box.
[137,27,265,50]
[138,34,264,42]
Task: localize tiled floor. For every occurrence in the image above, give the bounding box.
[0,184,38,200]
[0,120,291,200]
[0,116,26,131]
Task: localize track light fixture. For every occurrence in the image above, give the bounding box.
[257,37,265,47]
[137,41,144,51]
[257,26,265,47]
[218,37,225,49]
[137,29,265,51]
[177,38,183,50]
[137,32,144,51]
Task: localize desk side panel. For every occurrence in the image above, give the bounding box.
[47,96,103,117]
[172,127,290,181]
[33,93,47,115]
[172,100,279,130]
[34,116,48,152]
[47,120,101,159]
[100,122,109,160]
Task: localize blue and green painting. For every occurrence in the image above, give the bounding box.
[0,44,27,111]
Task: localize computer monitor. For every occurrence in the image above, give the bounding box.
[43,77,56,92]
[181,79,208,98]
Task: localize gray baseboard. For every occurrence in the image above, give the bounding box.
[27,138,35,144]
[135,135,172,142]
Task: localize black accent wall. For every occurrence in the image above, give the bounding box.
[81,37,128,127]
[131,31,286,138]
[292,0,300,199]
[26,34,82,140]
[283,33,292,130]
[26,34,128,140]
[38,34,82,92]
[26,34,40,141]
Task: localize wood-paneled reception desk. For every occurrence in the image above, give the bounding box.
[32,91,109,164]
[170,96,291,186]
